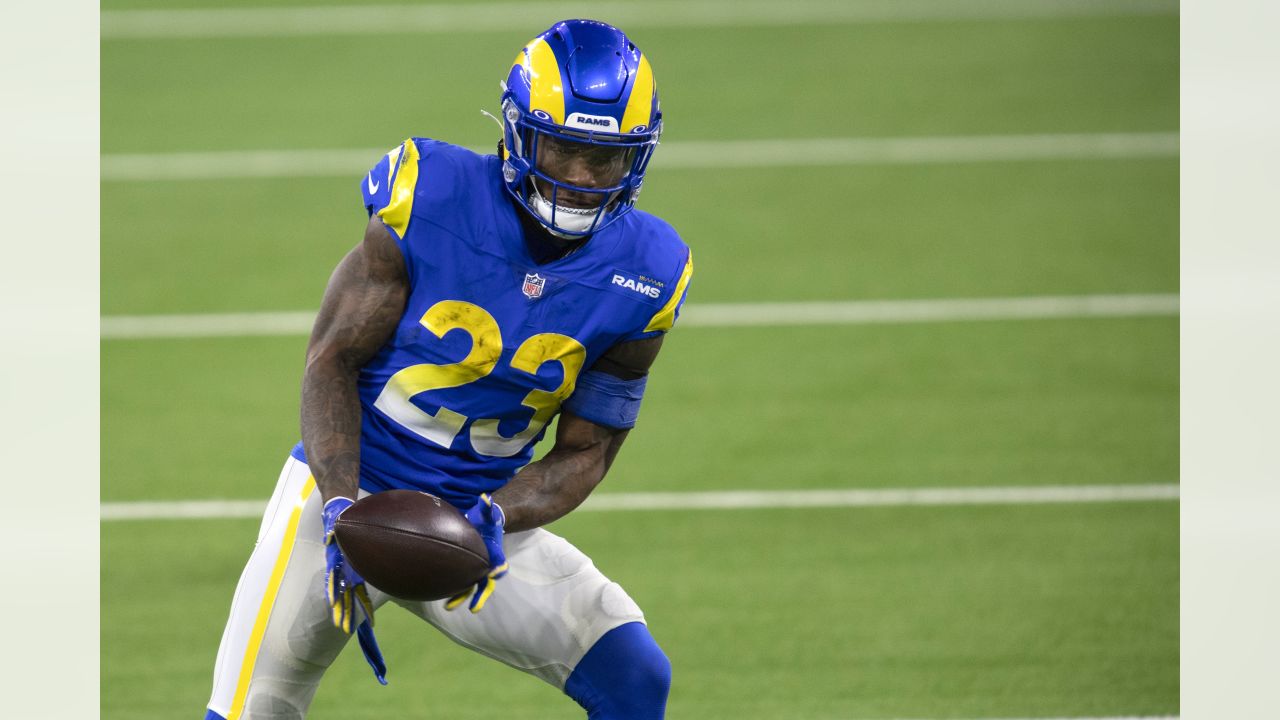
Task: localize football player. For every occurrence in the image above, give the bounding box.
[203,19,691,720]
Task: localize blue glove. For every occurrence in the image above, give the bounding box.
[445,493,509,614]
[356,618,387,685]
[322,496,387,684]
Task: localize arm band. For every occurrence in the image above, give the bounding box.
[562,370,648,429]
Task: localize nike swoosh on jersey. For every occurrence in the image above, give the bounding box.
[367,174,380,194]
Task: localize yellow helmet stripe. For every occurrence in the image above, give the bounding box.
[620,53,655,133]
[520,38,566,125]
[377,139,420,238]
[645,250,693,333]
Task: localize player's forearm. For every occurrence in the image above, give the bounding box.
[300,220,408,504]
[301,356,365,504]
[494,446,610,533]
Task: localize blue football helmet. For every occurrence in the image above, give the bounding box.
[500,20,662,238]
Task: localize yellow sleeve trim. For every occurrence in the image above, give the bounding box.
[384,143,403,187]
[377,139,420,238]
[644,250,694,333]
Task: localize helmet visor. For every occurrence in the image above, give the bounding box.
[532,133,637,206]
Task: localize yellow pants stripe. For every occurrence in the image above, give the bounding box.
[227,476,317,719]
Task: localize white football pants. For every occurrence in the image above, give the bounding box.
[205,455,647,719]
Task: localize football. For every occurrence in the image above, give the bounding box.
[334,489,490,602]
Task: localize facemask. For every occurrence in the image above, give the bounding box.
[529,186,608,238]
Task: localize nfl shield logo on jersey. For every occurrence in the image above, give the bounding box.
[522,272,546,299]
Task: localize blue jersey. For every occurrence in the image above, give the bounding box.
[293,138,692,508]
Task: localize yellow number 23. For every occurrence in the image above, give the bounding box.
[372,300,586,458]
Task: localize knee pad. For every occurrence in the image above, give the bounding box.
[565,622,672,720]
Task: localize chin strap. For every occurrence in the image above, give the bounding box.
[480,108,504,133]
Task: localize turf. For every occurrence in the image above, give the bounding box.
[102,317,1176,502]
[101,158,1177,315]
[103,503,1177,719]
[101,3,1179,719]
[101,18,1177,153]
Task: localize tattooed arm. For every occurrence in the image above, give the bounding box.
[302,217,409,504]
[494,335,665,533]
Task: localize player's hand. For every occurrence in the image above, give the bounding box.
[446,493,509,614]
[324,497,388,684]
[322,497,375,633]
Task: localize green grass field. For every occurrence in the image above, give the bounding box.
[102,2,1178,718]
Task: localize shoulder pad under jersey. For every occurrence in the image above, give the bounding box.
[617,212,694,341]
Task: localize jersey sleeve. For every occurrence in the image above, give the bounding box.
[360,138,421,242]
[622,247,694,342]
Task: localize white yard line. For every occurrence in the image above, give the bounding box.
[663,133,1178,168]
[100,133,1178,182]
[875,712,1172,717]
[100,294,1179,340]
[677,294,1179,328]
[102,310,319,339]
[101,483,1178,521]
[101,0,1179,40]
